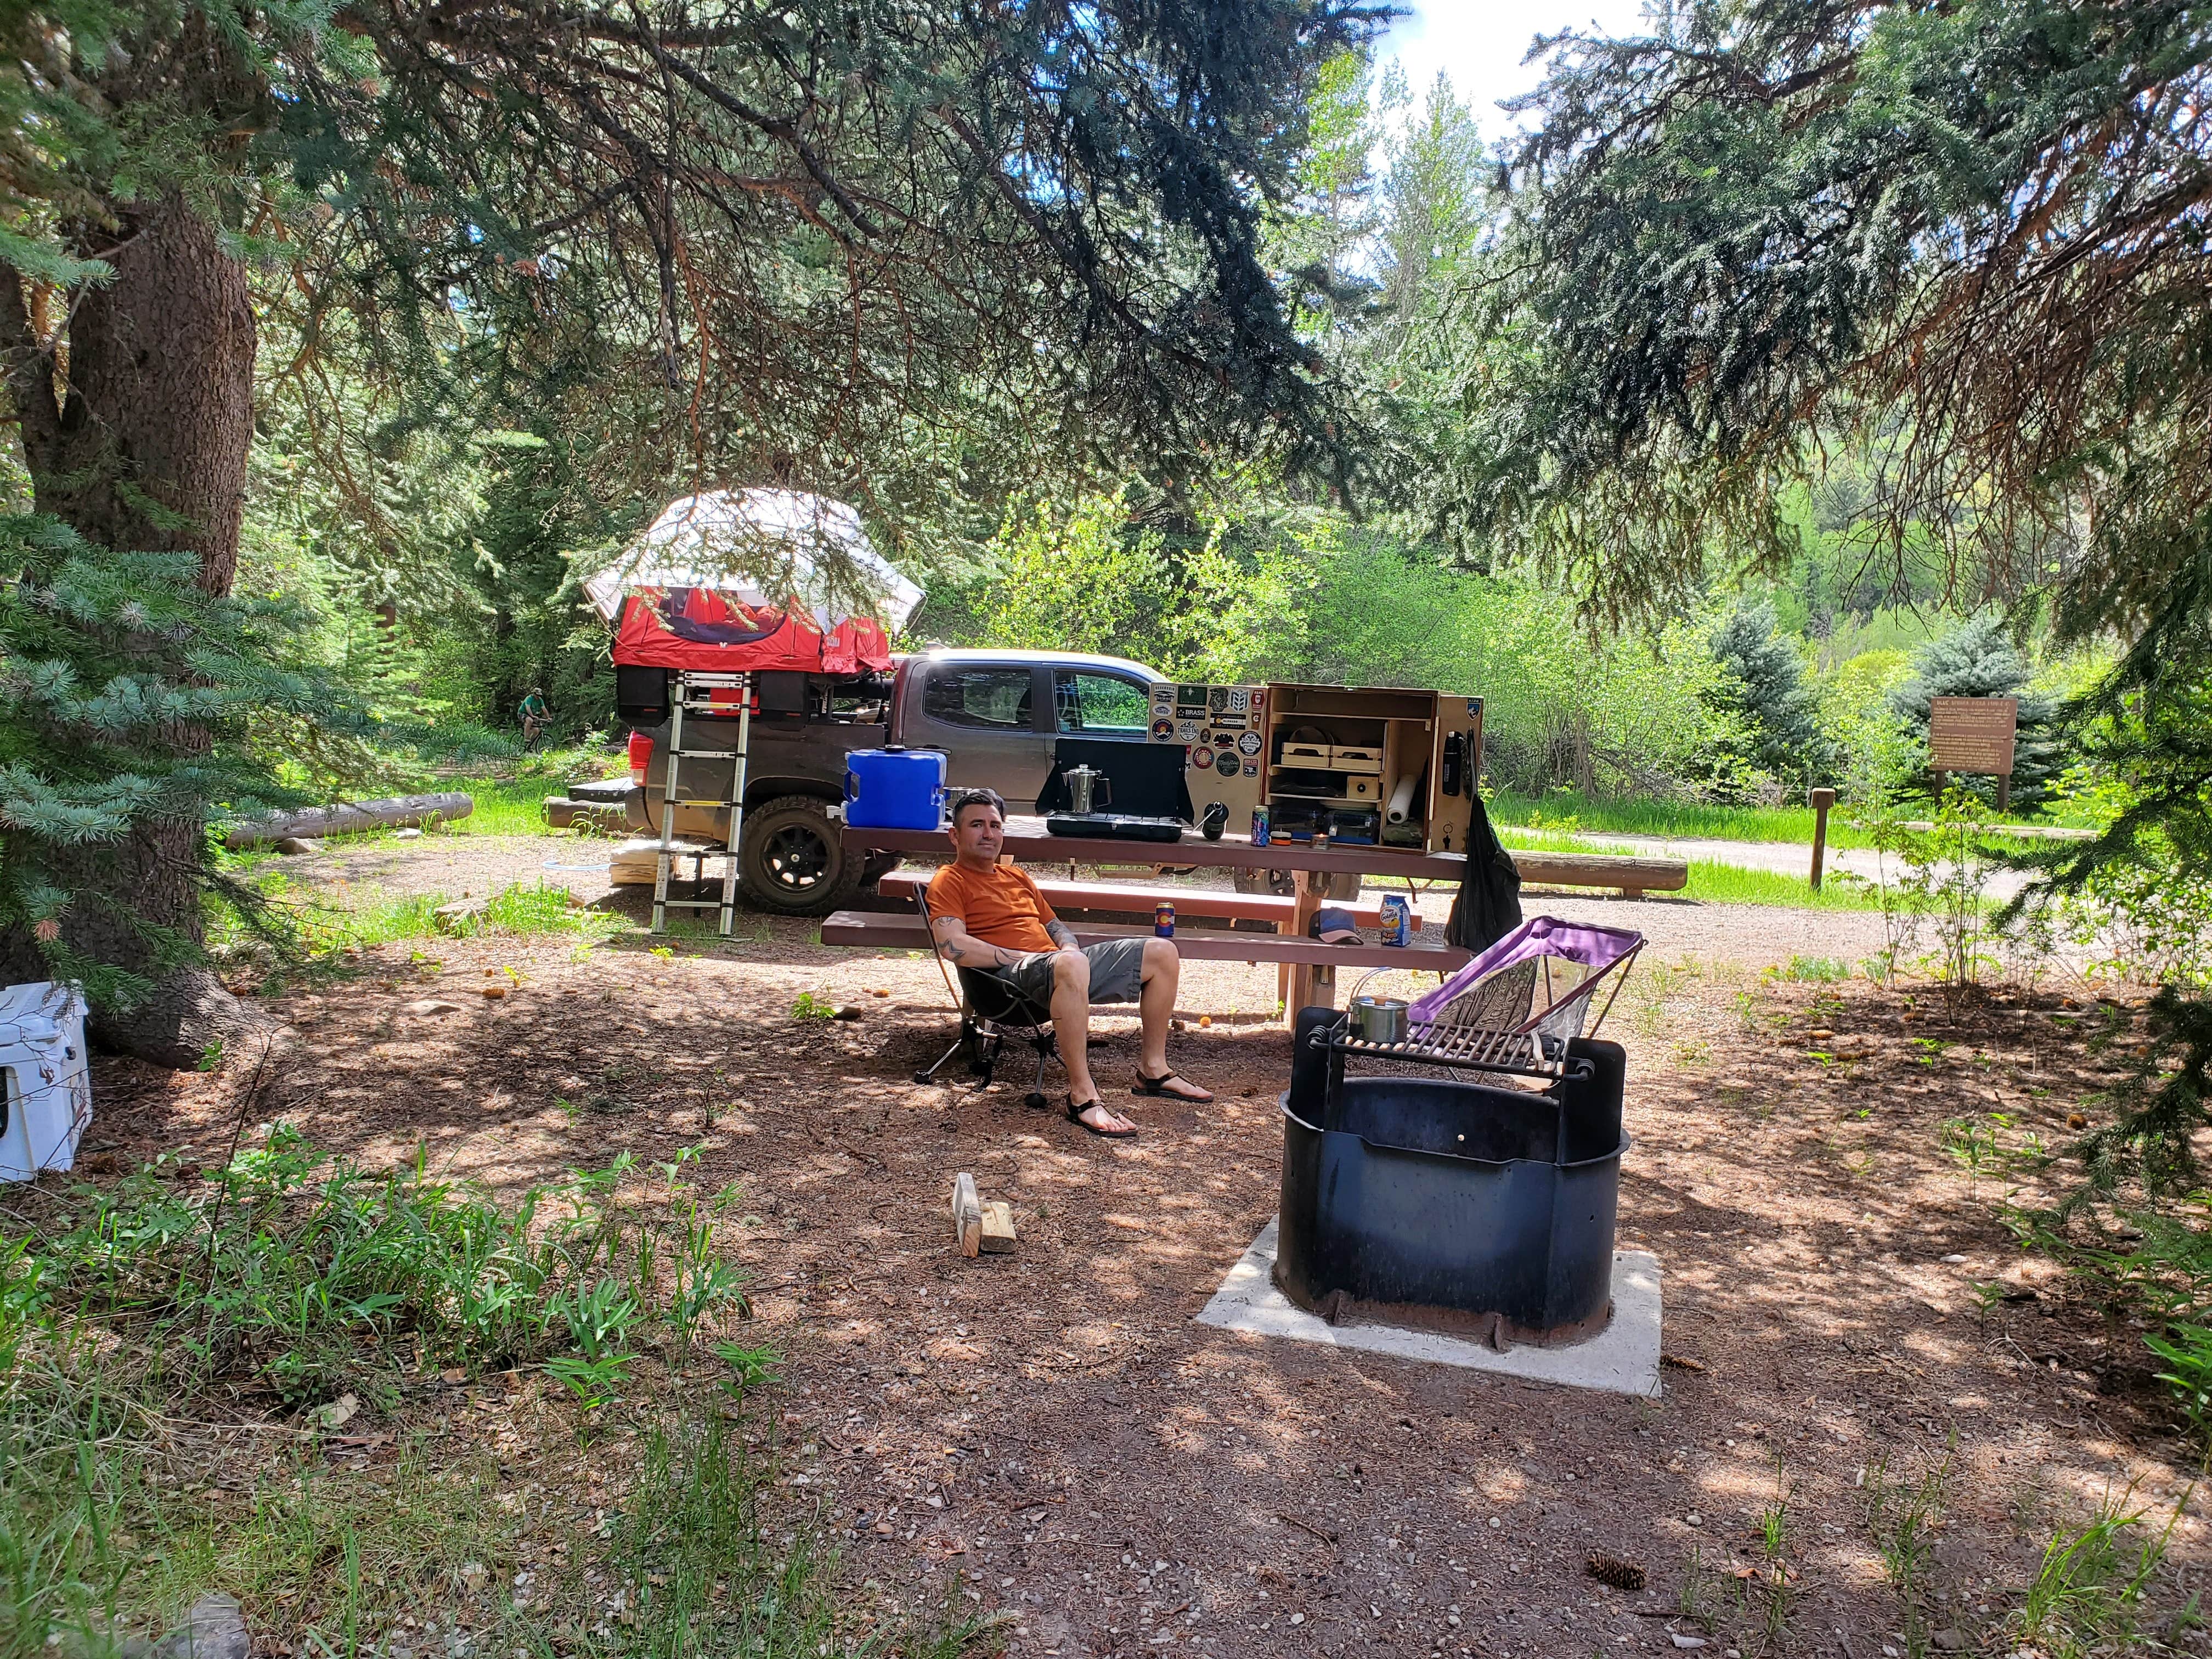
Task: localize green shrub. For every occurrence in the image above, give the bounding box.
[3,1129,746,1403]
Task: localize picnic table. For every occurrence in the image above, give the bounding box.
[833,819,1492,1014]
[832,820,1689,1017]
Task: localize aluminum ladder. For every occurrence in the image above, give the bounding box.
[651,670,750,936]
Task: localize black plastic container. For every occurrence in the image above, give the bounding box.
[1274,1006,1628,1345]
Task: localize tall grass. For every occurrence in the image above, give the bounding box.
[1497,827,1887,910]
[1488,787,2058,848]
[208,881,622,973]
[0,1133,996,1659]
[1678,861,1887,911]
[439,774,600,837]
[1489,787,1871,846]
[4,1128,746,1404]
[2007,1490,2191,1655]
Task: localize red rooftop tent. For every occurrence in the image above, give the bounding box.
[584,489,923,675]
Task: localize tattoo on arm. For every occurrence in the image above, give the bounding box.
[1045,919,1076,950]
[932,916,1015,969]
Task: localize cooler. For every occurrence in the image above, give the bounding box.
[844,747,947,831]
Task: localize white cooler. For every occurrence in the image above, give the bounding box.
[0,980,91,1182]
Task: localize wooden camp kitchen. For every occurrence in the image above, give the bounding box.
[1260,683,1482,854]
[1148,681,1483,855]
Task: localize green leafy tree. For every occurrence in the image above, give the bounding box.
[0,0,1383,1063]
[956,503,1744,801]
[1818,648,1918,807]
[967,489,1319,681]
[974,494,1182,664]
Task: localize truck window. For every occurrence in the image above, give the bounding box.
[922,667,1033,729]
[1053,672,1150,735]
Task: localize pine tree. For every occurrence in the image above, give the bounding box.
[1889,616,2060,805]
[0,0,1381,1064]
[1449,0,2212,1175]
[1702,602,1831,791]
[0,517,364,1060]
[1376,73,1487,348]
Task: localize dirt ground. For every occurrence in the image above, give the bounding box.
[96,834,2212,1656]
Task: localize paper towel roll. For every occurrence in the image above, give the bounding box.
[1386,774,1419,823]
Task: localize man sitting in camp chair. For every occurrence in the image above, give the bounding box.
[927,787,1212,1138]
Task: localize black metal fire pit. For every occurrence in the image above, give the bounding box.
[1272,918,1641,1346]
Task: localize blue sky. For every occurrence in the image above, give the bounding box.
[1373,1,1651,135]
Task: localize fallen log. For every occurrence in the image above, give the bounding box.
[1508,850,1688,897]
[223,792,473,848]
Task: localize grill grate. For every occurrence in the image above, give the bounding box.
[1318,1018,1566,1080]
[1329,934,1645,1082]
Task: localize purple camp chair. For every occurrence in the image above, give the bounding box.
[1341,916,1644,1077]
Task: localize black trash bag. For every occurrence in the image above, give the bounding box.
[1445,794,1522,953]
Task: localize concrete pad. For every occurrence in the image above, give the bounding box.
[1194,1219,1662,1398]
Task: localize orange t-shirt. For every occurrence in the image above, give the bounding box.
[926,861,1059,955]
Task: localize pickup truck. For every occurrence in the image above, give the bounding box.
[586,647,1168,915]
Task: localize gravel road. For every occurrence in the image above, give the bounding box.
[267,826,1902,975]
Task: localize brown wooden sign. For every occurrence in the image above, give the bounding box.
[1929,696,2018,776]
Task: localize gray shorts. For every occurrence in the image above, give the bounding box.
[996,938,1149,1007]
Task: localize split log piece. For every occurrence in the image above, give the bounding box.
[951,1173,981,1257]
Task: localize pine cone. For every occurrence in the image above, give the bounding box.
[1585,1551,1646,1592]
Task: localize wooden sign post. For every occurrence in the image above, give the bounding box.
[1807,788,1837,890]
[1928,696,2020,810]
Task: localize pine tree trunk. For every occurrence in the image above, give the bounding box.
[2,198,273,1068]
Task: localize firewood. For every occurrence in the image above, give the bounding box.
[950,1173,981,1257]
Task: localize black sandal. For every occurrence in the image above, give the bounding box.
[1131,1070,1214,1103]
[1067,1097,1137,1138]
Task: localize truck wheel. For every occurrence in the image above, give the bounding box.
[738,796,860,916]
[1232,866,1297,898]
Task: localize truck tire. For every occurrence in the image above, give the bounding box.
[1233,866,1298,898]
[738,796,860,916]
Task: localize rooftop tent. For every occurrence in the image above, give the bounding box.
[585,489,924,674]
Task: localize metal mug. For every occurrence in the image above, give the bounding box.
[1351,996,1408,1045]
[1065,764,1111,815]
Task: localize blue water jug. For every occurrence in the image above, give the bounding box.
[844,747,947,830]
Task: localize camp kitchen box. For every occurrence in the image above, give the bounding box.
[1261,685,1483,855]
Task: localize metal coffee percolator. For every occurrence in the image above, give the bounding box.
[1065,765,1111,814]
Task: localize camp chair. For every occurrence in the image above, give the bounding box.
[909,886,1059,1110]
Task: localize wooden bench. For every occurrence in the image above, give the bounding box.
[873,871,1387,929]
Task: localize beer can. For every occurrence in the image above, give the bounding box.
[1154,901,1176,938]
[1251,806,1271,847]
[1379,893,1412,947]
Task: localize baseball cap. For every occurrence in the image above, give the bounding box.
[1307,906,1360,944]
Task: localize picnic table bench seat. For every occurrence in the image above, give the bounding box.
[819,910,1472,972]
